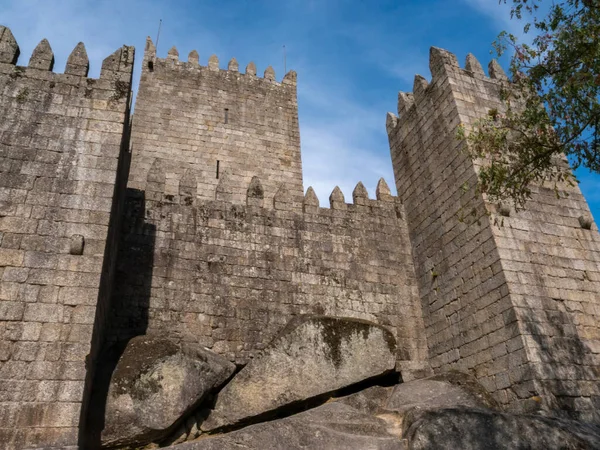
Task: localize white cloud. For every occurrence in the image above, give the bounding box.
[297,69,396,201]
[461,0,523,35]
[388,59,429,85]
[461,0,544,47]
[0,1,224,79]
[300,119,394,202]
[2,1,137,76]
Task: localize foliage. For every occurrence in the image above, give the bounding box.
[461,0,600,207]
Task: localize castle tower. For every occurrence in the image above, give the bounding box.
[0,26,134,447]
[387,48,600,419]
[127,38,304,207]
[104,39,428,377]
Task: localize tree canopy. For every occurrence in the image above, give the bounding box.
[461,0,600,207]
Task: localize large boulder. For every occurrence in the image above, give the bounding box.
[336,371,497,416]
[201,315,397,431]
[162,369,600,449]
[336,385,395,415]
[385,371,498,413]
[403,407,600,450]
[101,336,236,448]
[174,402,405,450]
[333,374,600,449]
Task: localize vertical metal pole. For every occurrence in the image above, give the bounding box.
[155,19,163,53]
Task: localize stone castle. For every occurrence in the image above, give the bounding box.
[0,24,599,448]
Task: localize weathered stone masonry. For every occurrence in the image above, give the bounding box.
[128,38,304,207]
[0,26,133,447]
[0,24,600,449]
[387,48,600,420]
[105,38,426,375]
[109,176,426,368]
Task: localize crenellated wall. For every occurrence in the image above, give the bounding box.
[108,168,427,373]
[2,21,600,449]
[388,47,600,419]
[108,36,430,377]
[0,26,133,448]
[127,37,304,208]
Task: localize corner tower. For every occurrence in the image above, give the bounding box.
[387,48,600,420]
[0,25,134,447]
[128,38,303,206]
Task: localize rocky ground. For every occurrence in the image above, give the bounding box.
[87,315,600,450]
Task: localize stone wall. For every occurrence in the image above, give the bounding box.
[445,54,600,420]
[114,37,427,374]
[108,169,427,372]
[0,26,133,448]
[2,22,600,448]
[388,48,600,420]
[128,38,304,208]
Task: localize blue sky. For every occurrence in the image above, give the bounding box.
[1,0,599,220]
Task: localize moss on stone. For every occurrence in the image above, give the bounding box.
[111,337,179,400]
[111,80,130,101]
[317,317,396,369]
[15,87,28,103]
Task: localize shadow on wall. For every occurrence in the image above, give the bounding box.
[84,188,156,448]
[521,296,599,422]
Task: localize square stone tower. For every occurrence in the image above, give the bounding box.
[127,38,304,207]
[106,38,426,374]
[387,48,600,420]
[0,26,133,447]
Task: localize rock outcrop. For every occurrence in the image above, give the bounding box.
[166,372,600,449]
[403,407,600,450]
[336,371,496,415]
[385,371,498,413]
[173,402,404,450]
[101,336,235,448]
[201,315,397,431]
[93,320,600,450]
[179,401,600,450]
[93,329,600,450]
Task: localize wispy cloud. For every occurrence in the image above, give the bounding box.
[297,63,395,200]
[461,0,525,36]
[461,0,546,50]
[1,1,145,76]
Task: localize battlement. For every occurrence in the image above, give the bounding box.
[140,152,399,217]
[111,167,423,369]
[129,37,304,210]
[0,25,133,85]
[386,47,509,135]
[300,178,400,215]
[0,25,135,448]
[142,37,296,87]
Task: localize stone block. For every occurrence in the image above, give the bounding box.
[21,322,42,341]
[23,303,63,323]
[58,286,98,306]
[1,267,29,282]
[0,301,25,320]
[0,248,25,265]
